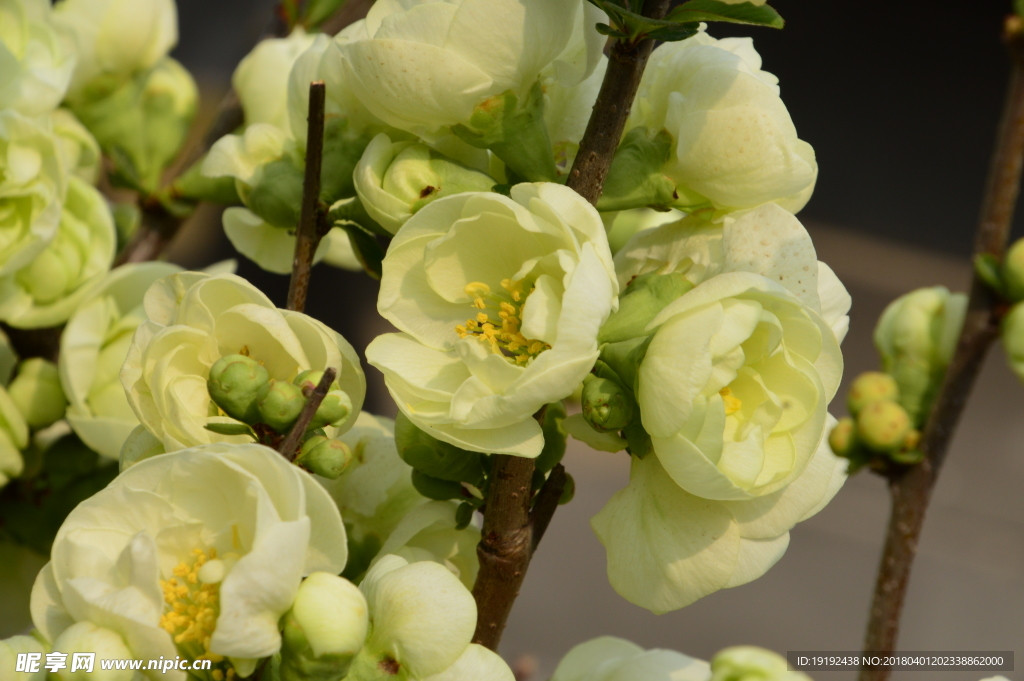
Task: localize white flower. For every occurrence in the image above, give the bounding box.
[367,183,618,457]
[552,636,709,681]
[59,262,182,459]
[0,634,48,681]
[585,204,850,612]
[334,0,606,138]
[628,29,816,215]
[120,272,365,452]
[0,176,116,329]
[234,28,317,130]
[53,0,177,98]
[30,443,347,680]
[0,0,75,116]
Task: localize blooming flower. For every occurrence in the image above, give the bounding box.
[120,272,365,452]
[233,28,316,131]
[367,183,618,457]
[0,0,75,116]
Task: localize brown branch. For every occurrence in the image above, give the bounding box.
[278,367,336,460]
[564,0,672,204]
[859,17,1024,681]
[287,81,328,313]
[471,453,536,651]
[529,463,566,552]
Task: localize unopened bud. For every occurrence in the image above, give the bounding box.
[297,437,352,480]
[247,158,305,229]
[581,376,634,432]
[280,572,369,681]
[559,473,575,505]
[293,370,338,393]
[0,634,48,681]
[208,354,270,424]
[52,622,133,681]
[828,417,857,457]
[857,400,911,452]
[8,359,66,429]
[846,371,899,416]
[309,390,351,430]
[257,380,306,433]
[1002,238,1024,302]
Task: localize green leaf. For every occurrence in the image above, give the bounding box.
[338,221,385,280]
[595,23,630,39]
[974,253,1006,296]
[394,412,487,486]
[454,502,475,530]
[204,422,257,438]
[534,402,568,474]
[667,0,784,29]
[303,0,347,27]
[411,469,465,501]
[645,24,701,42]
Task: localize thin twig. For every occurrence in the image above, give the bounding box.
[278,367,337,460]
[471,453,536,650]
[565,0,672,204]
[859,17,1024,681]
[287,81,328,313]
[529,463,566,552]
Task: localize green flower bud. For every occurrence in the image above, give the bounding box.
[309,390,352,431]
[846,371,899,416]
[856,400,911,452]
[1002,301,1024,382]
[294,370,338,392]
[8,358,66,429]
[394,412,485,486]
[452,82,558,182]
[828,416,857,457]
[281,572,369,681]
[208,354,270,424]
[297,437,353,480]
[257,380,306,433]
[559,472,576,505]
[581,376,635,433]
[599,271,694,344]
[246,158,305,229]
[874,286,967,425]
[1002,238,1024,302]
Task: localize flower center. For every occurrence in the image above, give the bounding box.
[159,548,236,681]
[455,280,551,365]
[720,387,742,415]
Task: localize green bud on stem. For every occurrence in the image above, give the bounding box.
[296,437,353,480]
[9,358,66,429]
[257,380,306,433]
[857,400,912,452]
[846,371,899,416]
[581,376,634,432]
[208,354,270,424]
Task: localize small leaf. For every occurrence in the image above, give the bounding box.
[974,253,1006,296]
[454,501,475,530]
[303,0,346,27]
[205,422,257,438]
[667,0,784,29]
[595,22,630,39]
[338,221,385,280]
[645,24,701,42]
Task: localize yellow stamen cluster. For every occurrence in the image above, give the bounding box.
[455,280,551,364]
[720,387,743,415]
[159,548,235,681]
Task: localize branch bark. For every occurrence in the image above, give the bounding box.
[287,81,328,313]
[279,366,337,460]
[859,18,1024,681]
[565,0,672,204]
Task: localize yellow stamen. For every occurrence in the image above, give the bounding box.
[720,387,742,415]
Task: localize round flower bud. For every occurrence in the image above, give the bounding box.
[9,358,67,429]
[257,380,306,433]
[581,376,634,432]
[281,572,369,681]
[828,416,857,457]
[294,370,338,393]
[710,646,810,681]
[846,371,899,416]
[1003,237,1024,302]
[52,622,133,681]
[1002,301,1024,383]
[309,390,352,431]
[208,354,271,424]
[856,400,911,453]
[0,634,49,681]
[297,438,353,480]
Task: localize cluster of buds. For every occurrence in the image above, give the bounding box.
[206,355,353,478]
[979,237,1024,383]
[829,372,923,473]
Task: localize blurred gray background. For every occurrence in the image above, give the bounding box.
[27,1,1024,679]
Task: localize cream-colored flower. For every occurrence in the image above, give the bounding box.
[334,0,606,138]
[49,109,101,184]
[0,0,75,116]
[53,0,177,97]
[0,110,66,279]
[30,443,347,680]
[120,272,365,452]
[628,29,816,216]
[0,176,115,329]
[59,262,182,459]
[367,183,618,457]
[0,332,26,490]
[234,28,316,131]
[0,633,49,681]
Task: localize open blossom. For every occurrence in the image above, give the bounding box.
[59,262,182,459]
[333,0,605,138]
[30,443,347,680]
[581,203,850,612]
[233,27,316,131]
[0,176,116,329]
[0,0,75,116]
[120,272,365,452]
[367,183,618,457]
[0,332,28,490]
[628,29,816,216]
[0,110,66,279]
